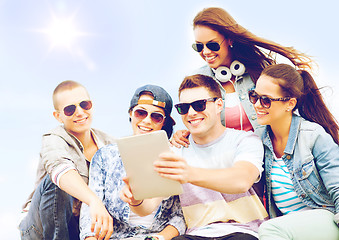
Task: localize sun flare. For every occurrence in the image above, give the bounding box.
[47,17,79,48]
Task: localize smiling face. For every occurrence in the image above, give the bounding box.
[130,94,165,135]
[53,86,93,139]
[179,87,223,144]
[254,74,296,127]
[193,25,233,69]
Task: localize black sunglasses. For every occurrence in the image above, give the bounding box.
[132,108,165,124]
[63,100,92,116]
[192,39,225,52]
[248,90,290,109]
[175,98,218,115]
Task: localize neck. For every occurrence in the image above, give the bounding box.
[269,114,292,157]
[192,123,226,145]
[71,130,93,148]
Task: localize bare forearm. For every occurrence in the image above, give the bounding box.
[129,197,163,217]
[59,169,98,205]
[188,163,259,193]
[158,225,179,240]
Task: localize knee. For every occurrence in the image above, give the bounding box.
[259,220,287,239]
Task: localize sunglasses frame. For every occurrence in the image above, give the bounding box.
[248,90,290,109]
[132,108,166,124]
[62,100,93,116]
[175,97,218,115]
[192,39,226,53]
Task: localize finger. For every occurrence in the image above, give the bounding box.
[95,217,102,238]
[98,219,108,240]
[90,215,97,232]
[104,217,114,240]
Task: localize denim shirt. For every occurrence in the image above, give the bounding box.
[193,65,264,133]
[79,144,186,240]
[262,114,339,224]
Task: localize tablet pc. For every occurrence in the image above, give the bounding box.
[116,130,183,200]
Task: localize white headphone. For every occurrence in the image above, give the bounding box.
[215,60,246,83]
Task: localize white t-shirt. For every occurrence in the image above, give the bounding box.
[172,128,266,238]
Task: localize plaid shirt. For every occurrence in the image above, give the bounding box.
[80,144,186,240]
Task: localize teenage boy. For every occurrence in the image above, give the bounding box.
[19,81,115,240]
[122,74,268,240]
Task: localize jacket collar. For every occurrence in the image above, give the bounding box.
[262,114,301,156]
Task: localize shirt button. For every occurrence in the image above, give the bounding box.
[251,115,256,120]
[241,95,245,100]
[301,194,306,198]
[302,170,307,176]
[286,155,292,160]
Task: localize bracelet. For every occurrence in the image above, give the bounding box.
[129,199,143,207]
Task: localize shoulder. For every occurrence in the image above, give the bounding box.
[226,128,261,142]
[41,126,72,147]
[191,65,214,77]
[95,143,119,158]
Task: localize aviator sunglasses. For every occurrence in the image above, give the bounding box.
[62,100,92,116]
[248,90,290,109]
[192,39,226,52]
[132,108,166,124]
[175,97,218,115]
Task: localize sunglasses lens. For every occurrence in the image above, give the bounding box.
[191,100,207,112]
[192,43,203,52]
[80,100,92,110]
[248,91,258,104]
[260,96,271,108]
[134,109,148,120]
[63,105,76,116]
[175,104,189,115]
[206,42,220,51]
[151,112,165,124]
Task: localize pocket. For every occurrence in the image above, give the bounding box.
[20,224,43,240]
[295,157,332,205]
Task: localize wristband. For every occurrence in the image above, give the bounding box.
[129,199,143,207]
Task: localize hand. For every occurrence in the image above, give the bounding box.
[154,151,191,184]
[119,177,143,206]
[89,197,114,240]
[170,130,190,148]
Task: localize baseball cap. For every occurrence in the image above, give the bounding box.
[129,84,175,125]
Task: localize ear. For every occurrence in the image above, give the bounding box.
[215,98,224,114]
[53,111,63,123]
[287,98,297,112]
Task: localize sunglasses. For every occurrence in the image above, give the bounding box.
[192,39,225,52]
[175,98,218,115]
[62,100,93,116]
[248,90,290,109]
[132,108,166,124]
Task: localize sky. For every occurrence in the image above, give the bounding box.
[1,0,339,239]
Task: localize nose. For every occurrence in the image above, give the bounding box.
[187,105,198,115]
[202,44,212,55]
[74,105,85,116]
[141,113,152,123]
[253,98,262,109]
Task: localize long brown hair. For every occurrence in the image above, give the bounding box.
[262,64,339,144]
[193,7,313,83]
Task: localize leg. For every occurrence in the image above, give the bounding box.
[259,209,339,240]
[19,175,76,240]
[172,233,257,240]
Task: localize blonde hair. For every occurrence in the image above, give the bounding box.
[52,80,88,110]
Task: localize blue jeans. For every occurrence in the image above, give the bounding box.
[19,175,80,240]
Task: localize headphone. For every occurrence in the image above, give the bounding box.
[215,60,246,83]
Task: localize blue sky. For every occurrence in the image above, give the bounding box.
[1,0,338,239]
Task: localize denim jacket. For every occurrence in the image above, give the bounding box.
[262,114,339,225]
[193,65,264,132]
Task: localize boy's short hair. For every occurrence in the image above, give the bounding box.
[178,74,222,98]
[53,80,88,110]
